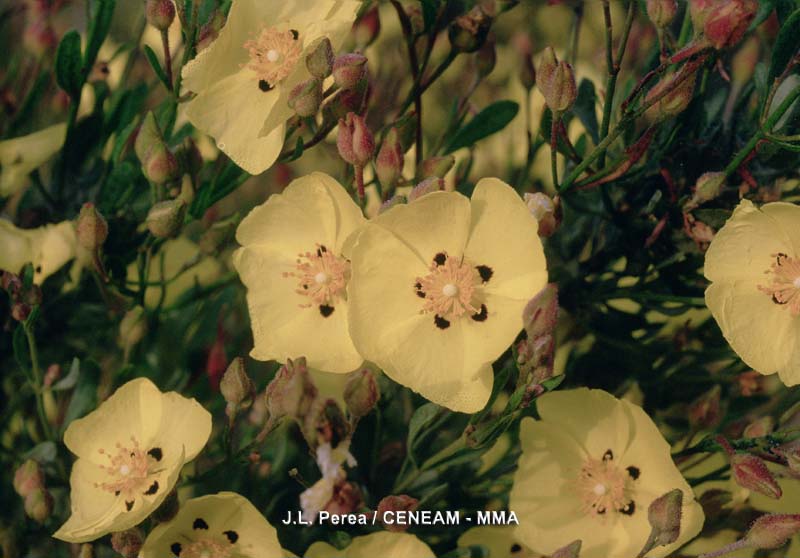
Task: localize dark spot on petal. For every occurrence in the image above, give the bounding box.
[777,253,788,265]
[433,252,447,266]
[627,466,640,480]
[603,449,614,461]
[434,315,450,329]
[125,500,134,511]
[316,245,328,257]
[147,447,163,461]
[35,265,42,273]
[597,506,606,514]
[115,490,120,496]
[144,481,159,495]
[476,265,493,283]
[414,282,425,298]
[303,284,308,289]
[773,294,788,305]
[620,500,636,515]
[224,530,239,543]
[319,304,335,317]
[510,544,522,553]
[290,29,299,40]
[471,304,488,322]
[258,80,273,92]
[171,542,182,556]
[193,518,209,530]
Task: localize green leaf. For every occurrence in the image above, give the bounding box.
[573,79,599,144]
[749,0,777,31]
[23,442,58,463]
[768,9,800,88]
[13,325,28,372]
[61,359,102,432]
[144,45,172,91]
[420,0,439,32]
[85,0,116,68]
[52,358,80,391]
[406,403,441,465]
[444,100,519,153]
[55,30,83,98]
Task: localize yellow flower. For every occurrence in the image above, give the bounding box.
[347,178,547,412]
[181,0,360,175]
[305,532,435,558]
[141,492,285,558]
[54,378,212,543]
[0,123,66,196]
[458,526,541,557]
[233,172,365,373]
[704,199,800,385]
[509,388,704,558]
[0,220,79,284]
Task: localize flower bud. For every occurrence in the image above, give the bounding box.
[690,0,716,30]
[199,217,237,256]
[306,38,335,79]
[537,47,576,114]
[146,0,176,31]
[337,113,375,167]
[13,460,44,498]
[731,454,782,499]
[646,0,678,28]
[75,203,108,251]
[524,192,559,237]
[637,489,683,557]
[407,177,444,202]
[377,495,419,532]
[743,417,774,439]
[344,369,380,419]
[375,128,404,188]
[110,528,144,558]
[644,71,697,123]
[264,357,317,422]
[703,0,758,50]
[405,3,425,36]
[11,302,31,322]
[23,19,57,59]
[23,488,53,523]
[552,540,582,558]
[394,111,418,152]
[475,35,496,79]
[418,155,455,180]
[324,84,368,121]
[146,198,187,238]
[288,78,323,118]
[196,10,225,52]
[688,384,722,429]
[220,357,255,407]
[332,53,368,90]
[522,283,559,340]
[353,5,381,49]
[686,172,726,211]
[136,113,179,184]
[744,514,800,550]
[775,439,800,474]
[448,5,493,54]
[519,54,536,90]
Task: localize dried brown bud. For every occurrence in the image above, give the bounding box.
[265,357,317,422]
[343,369,380,419]
[220,357,255,407]
[524,192,559,237]
[76,203,108,251]
[110,528,144,558]
[537,47,576,114]
[449,5,493,53]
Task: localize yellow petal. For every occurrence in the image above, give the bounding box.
[306,532,435,558]
[63,378,163,463]
[705,281,797,379]
[141,492,284,558]
[0,123,66,196]
[0,220,35,275]
[152,391,212,462]
[464,178,547,299]
[761,202,800,254]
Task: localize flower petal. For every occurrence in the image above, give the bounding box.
[461,291,528,369]
[53,459,121,542]
[0,123,66,196]
[152,391,212,462]
[464,178,547,299]
[761,202,800,256]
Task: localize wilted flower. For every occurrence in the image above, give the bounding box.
[702,0,758,50]
[343,368,379,418]
[347,178,547,412]
[524,192,559,237]
[233,173,366,372]
[54,378,212,542]
[181,0,360,175]
[140,493,284,558]
[510,389,704,558]
[704,200,800,385]
[110,528,144,558]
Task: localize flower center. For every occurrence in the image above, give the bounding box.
[575,449,637,519]
[758,253,800,317]
[244,26,301,89]
[96,437,151,497]
[181,539,233,558]
[283,244,350,313]
[415,253,482,322]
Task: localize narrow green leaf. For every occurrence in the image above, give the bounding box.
[144,45,172,91]
[444,100,519,153]
[407,403,441,463]
[573,79,599,144]
[749,0,776,31]
[768,9,800,87]
[85,0,116,68]
[55,30,83,98]
[23,442,57,463]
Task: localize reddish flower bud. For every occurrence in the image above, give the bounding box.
[265,357,317,422]
[731,454,782,499]
[288,78,323,118]
[24,19,58,58]
[418,155,455,180]
[646,0,678,28]
[337,113,374,167]
[448,5,493,53]
[13,460,45,498]
[689,0,716,31]
[306,38,334,79]
[537,47,577,114]
[353,4,381,49]
[75,203,108,251]
[688,384,723,429]
[11,302,32,322]
[344,369,380,419]
[524,192,559,237]
[744,514,800,550]
[638,489,684,557]
[145,0,176,31]
[24,488,53,523]
[110,528,144,558]
[146,198,187,238]
[136,112,179,184]
[644,71,697,123]
[774,439,800,474]
[703,0,757,50]
[196,10,225,52]
[407,177,444,202]
[375,128,404,188]
[377,495,419,532]
[332,53,367,91]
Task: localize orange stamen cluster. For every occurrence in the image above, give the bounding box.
[416,255,480,320]
[575,451,634,518]
[95,437,150,498]
[244,27,302,86]
[759,253,800,316]
[283,245,350,308]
